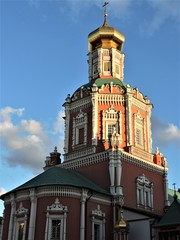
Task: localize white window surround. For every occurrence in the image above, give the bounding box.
[45,198,68,240]
[14,202,28,240]
[134,113,145,148]
[72,110,88,148]
[91,205,106,240]
[102,106,122,142]
[136,174,153,210]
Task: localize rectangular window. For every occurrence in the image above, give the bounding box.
[94,224,100,240]
[93,64,98,74]
[108,124,116,138]
[115,64,120,74]
[138,189,143,205]
[104,61,110,72]
[51,220,61,240]
[78,128,84,144]
[136,128,142,145]
[18,223,24,240]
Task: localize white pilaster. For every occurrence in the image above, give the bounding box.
[80,189,88,240]
[8,193,15,240]
[163,171,170,207]
[91,91,98,146]
[109,150,115,195]
[28,188,37,240]
[116,151,122,195]
[125,88,132,146]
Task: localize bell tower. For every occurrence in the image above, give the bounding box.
[45,4,168,229]
[62,4,160,165]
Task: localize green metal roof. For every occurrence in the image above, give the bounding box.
[76,78,128,92]
[155,195,180,227]
[1,167,110,199]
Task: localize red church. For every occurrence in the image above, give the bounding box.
[0,6,170,240]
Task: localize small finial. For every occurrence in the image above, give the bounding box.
[172,183,177,199]
[54,146,57,153]
[102,2,109,26]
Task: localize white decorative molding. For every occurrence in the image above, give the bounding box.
[98,94,124,106]
[102,105,122,142]
[136,174,153,210]
[70,96,91,111]
[91,205,106,218]
[132,97,150,111]
[130,146,153,162]
[62,151,109,169]
[36,186,81,198]
[91,92,98,145]
[47,198,68,212]
[72,109,88,148]
[64,146,97,162]
[125,91,132,146]
[15,202,28,216]
[121,150,166,174]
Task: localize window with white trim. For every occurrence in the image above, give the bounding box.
[45,198,68,240]
[136,174,153,210]
[136,128,142,145]
[102,106,122,142]
[14,202,28,240]
[91,205,106,240]
[72,110,88,148]
[103,61,110,72]
[134,113,144,147]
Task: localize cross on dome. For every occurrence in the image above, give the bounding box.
[102,2,109,26]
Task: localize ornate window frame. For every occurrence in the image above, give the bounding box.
[14,202,28,240]
[45,198,68,240]
[102,106,122,142]
[72,110,88,149]
[136,174,153,210]
[91,205,106,240]
[134,113,145,148]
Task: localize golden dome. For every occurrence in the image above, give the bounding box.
[114,213,129,232]
[88,24,125,52]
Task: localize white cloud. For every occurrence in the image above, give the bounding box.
[52,110,65,136]
[152,116,180,148]
[0,187,6,196]
[0,107,64,174]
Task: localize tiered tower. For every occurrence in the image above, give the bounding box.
[44,5,169,237]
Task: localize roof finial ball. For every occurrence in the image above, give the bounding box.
[102,1,109,26]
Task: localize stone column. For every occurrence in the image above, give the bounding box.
[63,211,67,240]
[22,214,28,240]
[8,193,15,240]
[28,188,37,240]
[80,189,88,240]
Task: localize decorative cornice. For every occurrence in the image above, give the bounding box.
[64,146,97,162]
[70,96,91,111]
[132,97,152,111]
[63,149,166,174]
[62,151,109,169]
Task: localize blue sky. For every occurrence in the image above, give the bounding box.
[0,0,180,215]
